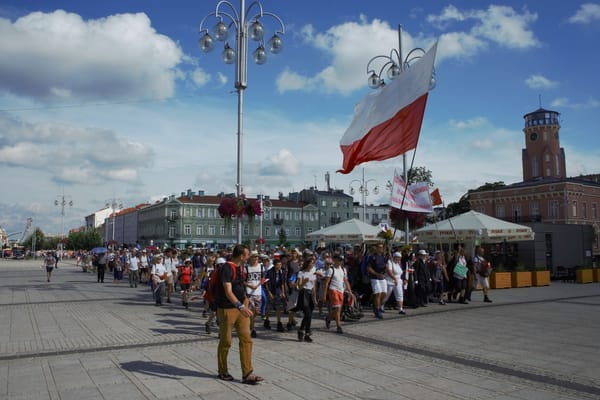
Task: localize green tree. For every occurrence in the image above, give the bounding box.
[446,192,471,217]
[67,229,102,250]
[407,166,434,186]
[278,228,289,247]
[22,227,46,250]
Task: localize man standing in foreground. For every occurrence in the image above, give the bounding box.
[217,245,264,385]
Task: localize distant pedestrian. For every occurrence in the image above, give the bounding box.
[43,252,55,282]
[96,251,107,283]
[151,255,167,306]
[322,253,353,334]
[178,259,193,309]
[294,258,317,342]
[473,247,493,303]
[128,250,140,288]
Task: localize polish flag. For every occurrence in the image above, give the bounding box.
[337,42,437,174]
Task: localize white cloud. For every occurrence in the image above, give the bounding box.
[449,117,488,129]
[568,3,600,24]
[259,149,300,176]
[551,97,600,109]
[0,10,183,101]
[281,6,539,95]
[0,113,154,184]
[191,68,210,87]
[216,72,228,86]
[525,74,558,89]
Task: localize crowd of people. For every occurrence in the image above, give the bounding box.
[64,241,493,384]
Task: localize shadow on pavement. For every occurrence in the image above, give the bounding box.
[120,360,211,379]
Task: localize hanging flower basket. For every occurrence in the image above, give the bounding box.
[218,195,263,226]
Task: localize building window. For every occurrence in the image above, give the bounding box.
[592,203,598,219]
[332,200,339,207]
[220,225,225,235]
[196,208,204,218]
[265,227,271,237]
[545,154,550,162]
[512,204,521,222]
[243,224,249,235]
[285,228,291,236]
[555,155,560,176]
[321,200,327,207]
[170,209,177,219]
[264,210,270,220]
[582,202,587,218]
[572,201,577,218]
[530,202,540,220]
[496,205,505,218]
[208,225,215,235]
[196,225,204,235]
[532,157,539,177]
[208,208,216,218]
[549,200,559,218]
[184,208,191,217]
[295,227,301,236]
[168,226,176,238]
[307,227,313,233]
[545,168,551,177]
[184,224,191,235]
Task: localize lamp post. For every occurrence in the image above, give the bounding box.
[54,191,73,253]
[105,198,122,249]
[349,168,379,223]
[198,0,285,244]
[365,24,436,244]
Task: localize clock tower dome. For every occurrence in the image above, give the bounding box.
[522,108,566,181]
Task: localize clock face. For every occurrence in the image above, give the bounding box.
[530,132,538,141]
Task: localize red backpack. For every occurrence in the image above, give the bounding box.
[204,261,244,304]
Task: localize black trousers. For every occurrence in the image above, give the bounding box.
[97,265,105,282]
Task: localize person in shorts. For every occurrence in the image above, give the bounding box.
[321,253,352,334]
[367,243,388,319]
[264,258,286,332]
[473,246,493,303]
[244,251,265,338]
[43,251,55,282]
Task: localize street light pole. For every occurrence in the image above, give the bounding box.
[365,24,436,244]
[349,168,379,223]
[54,191,73,253]
[105,197,122,249]
[198,0,285,244]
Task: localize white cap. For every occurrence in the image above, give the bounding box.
[393,252,402,257]
[418,249,428,256]
[216,257,227,264]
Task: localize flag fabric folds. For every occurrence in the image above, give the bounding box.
[337,42,438,174]
[390,169,433,213]
[430,188,443,206]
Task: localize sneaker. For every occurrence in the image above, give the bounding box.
[484,296,493,303]
[251,329,257,338]
[325,316,331,329]
[297,330,304,341]
[276,322,285,332]
[398,310,406,315]
[336,326,343,334]
[303,334,313,343]
[379,307,385,313]
[375,312,383,320]
[205,322,210,334]
[286,322,293,331]
[439,300,446,305]
[263,319,271,330]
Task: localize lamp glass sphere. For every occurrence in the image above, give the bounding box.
[222,43,236,64]
[199,33,215,52]
[387,63,401,80]
[253,45,267,65]
[368,72,381,89]
[268,34,283,54]
[249,20,264,41]
[214,21,229,41]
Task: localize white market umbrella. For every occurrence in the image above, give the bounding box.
[306,218,386,244]
[414,210,534,243]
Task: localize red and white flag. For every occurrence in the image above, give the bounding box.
[390,169,433,213]
[337,42,437,174]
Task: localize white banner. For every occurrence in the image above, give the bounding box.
[390,170,434,213]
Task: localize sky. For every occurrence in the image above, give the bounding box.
[1,0,599,238]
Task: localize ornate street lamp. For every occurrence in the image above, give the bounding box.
[365,24,436,244]
[198,0,285,244]
[349,168,379,223]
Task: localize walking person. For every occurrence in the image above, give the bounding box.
[151,254,168,306]
[96,251,107,283]
[321,253,353,334]
[473,246,493,303]
[128,250,140,288]
[366,243,388,319]
[216,245,264,385]
[43,251,55,282]
[383,252,407,314]
[414,250,431,307]
[294,258,317,342]
[244,251,265,338]
[178,259,193,309]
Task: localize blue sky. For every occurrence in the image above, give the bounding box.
[1,1,599,237]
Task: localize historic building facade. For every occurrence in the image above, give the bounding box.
[469,108,600,268]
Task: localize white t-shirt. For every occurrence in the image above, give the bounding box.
[386,259,403,283]
[326,266,346,293]
[129,256,140,271]
[245,263,263,296]
[151,263,168,283]
[298,267,317,291]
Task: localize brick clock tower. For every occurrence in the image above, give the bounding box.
[522,108,566,181]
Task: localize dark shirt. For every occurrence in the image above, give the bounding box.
[368,253,387,277]
[216,262,246,309]
[266,268,285,295]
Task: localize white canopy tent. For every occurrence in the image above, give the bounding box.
[306,218,397,244]
[414,210,534,243]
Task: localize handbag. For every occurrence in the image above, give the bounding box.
[453,261,468,279]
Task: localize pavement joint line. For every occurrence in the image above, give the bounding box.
[341,330,600,398]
